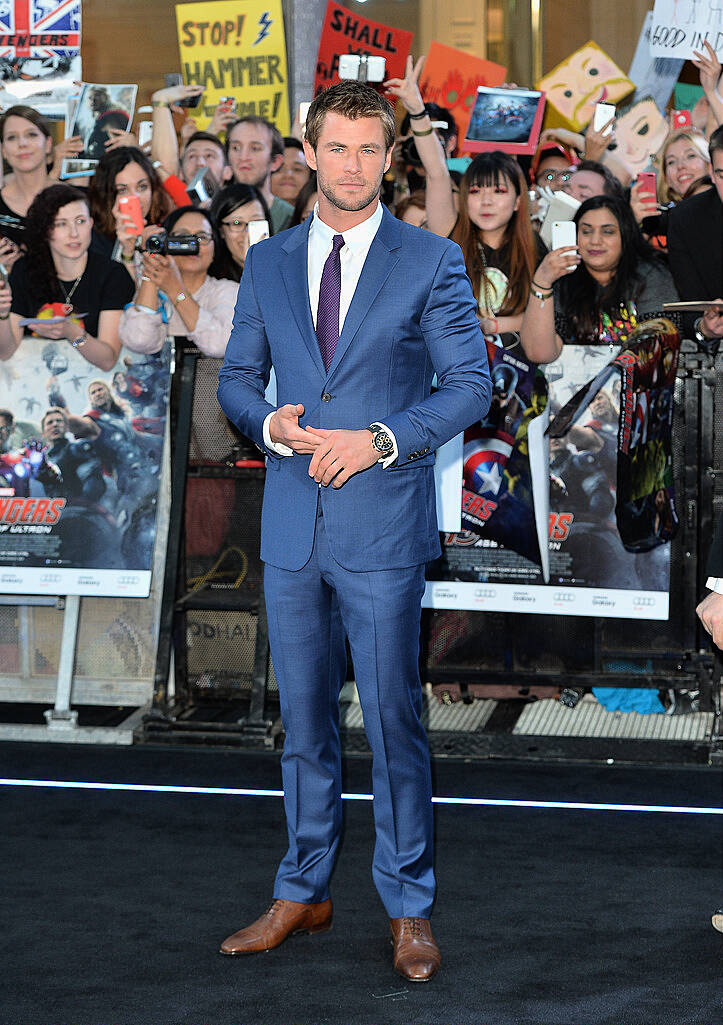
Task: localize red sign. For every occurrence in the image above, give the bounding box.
[314,2,412,95]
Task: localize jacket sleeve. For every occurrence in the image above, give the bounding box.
[216,246,278,455]
[382,242,492,466]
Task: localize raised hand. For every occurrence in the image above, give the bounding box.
[384,54,426,115]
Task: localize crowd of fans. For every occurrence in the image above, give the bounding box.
[0,42,720,394]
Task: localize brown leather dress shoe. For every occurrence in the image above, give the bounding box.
[390,916,441,981]
[219,898,332,955]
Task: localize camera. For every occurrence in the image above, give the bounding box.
[144,232,199,256]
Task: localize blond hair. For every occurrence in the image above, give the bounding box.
[657,129,711,203]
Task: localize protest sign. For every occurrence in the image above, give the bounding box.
[314,2,412,95]
[0,340,171,597]
[613,97,669,178]
[0,0,81,119]
[424,338,674,621]
[176,0,290,131]
[419,42,506,146]
[537,41,634,131]
[649,0,723,61]
[629,10,683,110]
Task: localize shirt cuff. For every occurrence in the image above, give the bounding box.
[263,410,293,456]
[706,576,723,595]
[376,421,398,468]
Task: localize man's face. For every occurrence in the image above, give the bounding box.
[42,411,66,442]
[303,112,391,217]
[712,149,723,205]
[88,382,111,410]
[181,139,228,185]
[564,169,606,202]
[227,122,281,189]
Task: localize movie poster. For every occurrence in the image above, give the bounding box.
[424,343,672,621]
[0,0,82,119]
[0,338,171,597]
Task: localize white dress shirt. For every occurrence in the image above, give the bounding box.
[263,201,397,464]
[706,577,723,595]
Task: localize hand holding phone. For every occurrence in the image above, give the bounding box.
[248,220,270,247]
[636,170,656,198]
[118,195,145,236]
[593,102,616,137]
[551,220,577,252]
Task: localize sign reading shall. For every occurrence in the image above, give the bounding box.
[314,2,412,95]
[175,0,290,131]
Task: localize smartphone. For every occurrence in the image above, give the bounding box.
[672,109,692,129]
[637,171,657,198]
[164,72,203,108]
[118,195,145,236]
[338,54,386,83]
[551,220,577,251]
[186,167,220,207]
[137,121,153,148]
[247,220,270,247]
[219,95,236,114]
[593,102,616,136]
[298,101,311,128]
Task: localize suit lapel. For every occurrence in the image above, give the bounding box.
[280,220,326,379]
[327,208,401,377]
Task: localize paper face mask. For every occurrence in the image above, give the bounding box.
[613,98,669,177]
[537,41,634,131]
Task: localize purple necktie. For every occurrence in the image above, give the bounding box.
[316,233,345,372]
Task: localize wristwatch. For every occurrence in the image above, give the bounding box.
[367,422,394,457]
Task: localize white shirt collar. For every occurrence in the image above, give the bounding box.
[310,200,383,252]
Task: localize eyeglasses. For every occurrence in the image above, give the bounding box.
[536,170,573,185]
[169,231,214,245]
[220,218,262,234]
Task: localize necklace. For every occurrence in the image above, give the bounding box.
[59,273,83,306]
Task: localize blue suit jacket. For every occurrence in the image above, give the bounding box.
[218,206,491,572]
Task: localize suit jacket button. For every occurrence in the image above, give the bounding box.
[321,392,332,402]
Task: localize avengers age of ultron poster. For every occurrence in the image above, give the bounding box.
[0,338,170,597]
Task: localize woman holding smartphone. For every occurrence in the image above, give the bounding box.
[119,205,238,357]
[0,184,134,372]
[520,196,678,363]
[88,146,174,276]
[209,183,272,282]
[385,56,544,341]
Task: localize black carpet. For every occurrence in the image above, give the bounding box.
[1,742,721,1025]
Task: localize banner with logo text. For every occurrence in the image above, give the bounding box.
[0,338,171,597]
[424,344,671,620]
[176,0,290,132]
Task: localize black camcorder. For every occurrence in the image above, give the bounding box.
[144,232,200,256]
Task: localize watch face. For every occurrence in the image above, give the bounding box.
[373,430,393,453]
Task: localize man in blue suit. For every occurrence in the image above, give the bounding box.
[217,80,491,981]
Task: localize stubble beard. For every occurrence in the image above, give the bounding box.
[317,170,382,213]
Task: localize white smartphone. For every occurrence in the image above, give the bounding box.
[138,121,153,147]
[551,220,577,251]
[298,101,311,128]
[338,54,386,83]
[248,220,270,247]
[593,102,616,137]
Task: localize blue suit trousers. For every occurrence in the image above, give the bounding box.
[264,507,435,919]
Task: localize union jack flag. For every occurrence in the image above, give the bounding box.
[0,0,80,63]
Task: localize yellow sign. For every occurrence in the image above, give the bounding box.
[175,0,290,132]
[537,41,634,132]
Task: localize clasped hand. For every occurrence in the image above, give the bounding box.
[269,403,378,489]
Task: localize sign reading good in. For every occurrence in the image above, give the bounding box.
[649,0,723,60]
[175,0,290,131]
[314,2,412,94]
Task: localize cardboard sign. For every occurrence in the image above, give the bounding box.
[537,41,634,131]
[464,86,546,156]
[314,2,412,94]
[419,42,507,145]
[628,10,683,111]
[613,97,669,177]
[649,0,723,61]
[175,0,290,132]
